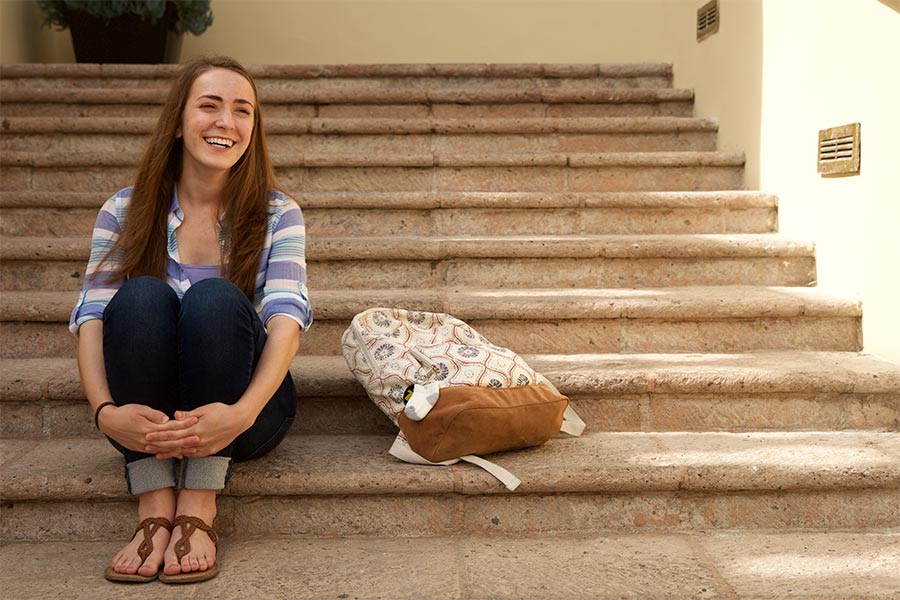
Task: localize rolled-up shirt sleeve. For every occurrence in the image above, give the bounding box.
[69,193,126,335]
[259,197,313,332]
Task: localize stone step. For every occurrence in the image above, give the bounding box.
[0,191,779,236]
[0,234,816,291]
[0,62,675,90]
[1,151,745,193]
[1,96,695,120]
[0,116,720,155]
[0,286,862,359]
[3,352,897,439]
[1,148,744,169]
[2,431,899,542]
[2,531,897,599]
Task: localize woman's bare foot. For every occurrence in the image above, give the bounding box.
[109,487,176,577]
[163,489,218,576]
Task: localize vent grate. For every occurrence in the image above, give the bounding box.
[818,123,861,175]
[697,0,720,41]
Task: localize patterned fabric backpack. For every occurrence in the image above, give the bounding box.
[341,308,585,490]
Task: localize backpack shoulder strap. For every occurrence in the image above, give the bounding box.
[389,435,522,491]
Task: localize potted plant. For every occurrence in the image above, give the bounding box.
[37,1,213,64]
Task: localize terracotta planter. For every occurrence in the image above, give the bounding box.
[65,6,183,64]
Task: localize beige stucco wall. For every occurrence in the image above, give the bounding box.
[759,0,900,362]
[2,0,896,359]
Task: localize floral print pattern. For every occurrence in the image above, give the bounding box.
[374,343,395,361]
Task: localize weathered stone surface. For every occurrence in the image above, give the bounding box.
[1,532,897,599]
[648,392,900,431]
[0,437,36,467]
[6,352,895,437]
[460,534,723,599]
[0,167,30,191]
[699,531,900,599]
[620,317,862,353]
[436,166,565,191]
[4,432,898,503]
[0,402,41,436]
[0,322,75,359]
[0,188,777,209]
[1,287,865,356]
[2,317,864,359]
[318,104,430,118]
[569,165,744,192]
[296,167,432,191]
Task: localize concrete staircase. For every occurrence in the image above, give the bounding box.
[1,63,898,598]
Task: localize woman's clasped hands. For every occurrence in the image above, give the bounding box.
[99,402,251,459]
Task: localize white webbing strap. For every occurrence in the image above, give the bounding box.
[388,435,521,491]
[538,375,586,437]
[560,405,586,437]
[459,455,521,491]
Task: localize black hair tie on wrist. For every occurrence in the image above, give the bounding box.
[94,401,117,430]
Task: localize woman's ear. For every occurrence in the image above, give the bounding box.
[175,127,182,138]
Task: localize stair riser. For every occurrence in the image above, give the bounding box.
[3,488,897,542]
[0,75,673,93]
[310,257,815,289]
[0,257,816,292]
[1,317,863,359]
[0,206,778,238]
[4,391,897,439]
[0,102,695,119]
[2,165,744,193]
[0,132,718,156]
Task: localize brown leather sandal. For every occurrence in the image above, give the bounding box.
[158,515,220,584]
[104,517,173,583]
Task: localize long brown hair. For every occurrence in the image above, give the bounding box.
[102,56,274,300]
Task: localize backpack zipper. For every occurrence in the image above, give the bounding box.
[350,316,379,370]
[408,347,441,384]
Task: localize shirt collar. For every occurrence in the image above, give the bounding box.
[169,186,184,223]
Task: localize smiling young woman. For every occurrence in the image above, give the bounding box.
[69,57,312,585]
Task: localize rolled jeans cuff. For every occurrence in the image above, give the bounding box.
[126,457,176,496]
[179,456,232,490]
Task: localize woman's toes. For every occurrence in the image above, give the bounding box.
[121,557,136,574]
[137,559,158,577]
[180,557,191,573]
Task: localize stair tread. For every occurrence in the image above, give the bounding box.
[0,62,676,79]
[0,115,719,134]
[0,286,862,323]
[0,189,778,209]
[1,233,815,260]
[2,531,898,599]
[3,352,897,404]
[1,149,746,168]
[1,86,694,107]
[2,430,898,501]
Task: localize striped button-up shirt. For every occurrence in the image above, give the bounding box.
[69,186,313,334]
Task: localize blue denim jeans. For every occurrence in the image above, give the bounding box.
[102,276,296,495]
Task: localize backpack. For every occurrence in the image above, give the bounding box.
[341,308,586,490]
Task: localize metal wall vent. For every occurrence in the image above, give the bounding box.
[697,0,720,41]
[818,123,861,175]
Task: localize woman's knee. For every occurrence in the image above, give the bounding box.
[103,277,179,343]
[179,279,264,354]
[105,276,178,317]
[181,278,253,325]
